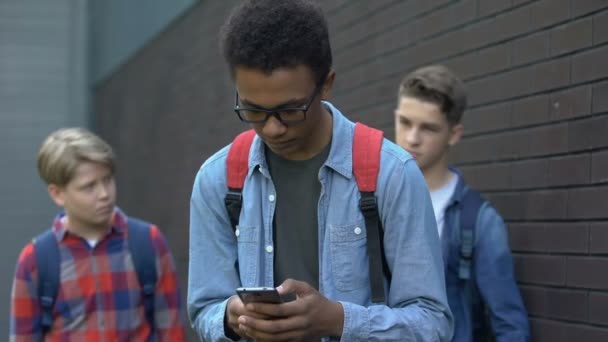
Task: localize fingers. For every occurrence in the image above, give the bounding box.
[238,314,310,341]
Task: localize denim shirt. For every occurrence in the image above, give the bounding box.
[188,102,453,342]
[442,169,530,342]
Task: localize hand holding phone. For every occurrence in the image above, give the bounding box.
[236,287,283,304]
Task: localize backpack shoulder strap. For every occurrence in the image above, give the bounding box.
[127,217,157,331]
[352,123,389,303]
[225,129,256,230]
[458,188,484,280]
[32,229,60,335]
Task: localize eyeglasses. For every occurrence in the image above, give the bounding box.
[234,85,321,125]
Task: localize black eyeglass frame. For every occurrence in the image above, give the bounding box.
[233,84,322,125]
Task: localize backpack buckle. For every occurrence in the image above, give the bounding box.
[359,192,377,213]
[40,295,53,308]
[460,229,474,260]
[225,190,242,203]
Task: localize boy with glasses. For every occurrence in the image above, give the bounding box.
[188,1,453,341]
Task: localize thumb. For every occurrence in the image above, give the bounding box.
[277,278,315,297]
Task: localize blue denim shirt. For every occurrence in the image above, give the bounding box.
[188,102,453,341]
[442,169,530,342]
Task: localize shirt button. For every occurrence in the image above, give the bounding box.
[269,194,276,202]
[235,228,240,237]
[354,227,362,235]
[266,245,274,253]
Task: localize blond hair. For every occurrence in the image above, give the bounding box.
[37,128,115,186]
[399,65,467,125]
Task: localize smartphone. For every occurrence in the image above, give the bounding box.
[236,287,283,304]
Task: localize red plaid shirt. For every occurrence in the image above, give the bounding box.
[10,209,185,341]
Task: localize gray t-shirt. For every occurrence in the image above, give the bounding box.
[266,142,331,289]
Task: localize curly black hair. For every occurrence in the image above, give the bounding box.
[220,0,332,86]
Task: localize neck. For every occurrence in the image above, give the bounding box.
[65,217,110,241]
[423,161,452,192]
[294,104,333,160]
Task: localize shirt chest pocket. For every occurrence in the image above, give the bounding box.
[236,225,260,286]
[329,222,368,291]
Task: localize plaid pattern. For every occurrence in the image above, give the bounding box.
[10,209,185,342]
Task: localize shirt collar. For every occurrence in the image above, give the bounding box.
[447,166,469,205]
[52,206,127,241]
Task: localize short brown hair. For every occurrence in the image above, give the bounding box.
[37,128,115,186]
[398,65,467,125]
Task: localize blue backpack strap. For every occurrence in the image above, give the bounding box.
[127,217,157,333]
[458,189,484,280]
[32,229,60,335]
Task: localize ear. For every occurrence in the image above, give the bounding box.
[320,69,336,100]
[448,123,464,147]
[47,184,65,207]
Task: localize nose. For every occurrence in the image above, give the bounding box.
[261,115,287,139]
[98,182,110,199]
[406,127,420,147]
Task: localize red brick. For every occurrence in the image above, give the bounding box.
[568,186,608,219]
[528,123,569,157]
[418,0,477,38]
[592,150,608,183]
[549,85,592,120]
[510,159,547,189]
[511,31,550,65]
[589,292,608,325]
[568,118,596,152]
[526,190,569,220]
[595,11,608,44]
[590,222,608,254]
[592,81,608,114]
[463,102,511,135]
[530,0,571,30]
[509,222,589,253]
[459,163,510,191]
[511,94,549,127]
[478,0,512,17]
[550,18,593,56]
[508,223,546,252]
[572,45,608,83]
[571,0,608,17]
[531,57,571,93]
[566,256,608,289]
[486,193,526,221]
[531,318,608,342]
[547,153,591,186]
[521,286,588,321]
[514,255,566,286]
[547,223,590,253]
[472,44,512,77]
[452,133,516,163]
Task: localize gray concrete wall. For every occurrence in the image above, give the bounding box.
[0,0,89,333]
[89,0,196,83]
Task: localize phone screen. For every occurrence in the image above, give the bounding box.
[236,287,283,304]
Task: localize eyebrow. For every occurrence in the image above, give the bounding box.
[240,96,309,110]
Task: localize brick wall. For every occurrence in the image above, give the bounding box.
[94,1,608,340]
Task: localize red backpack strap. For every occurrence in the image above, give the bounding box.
[227,129,256,190]
[353,122,390,303]
[353,123,383,192]
[225,129,256,230]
